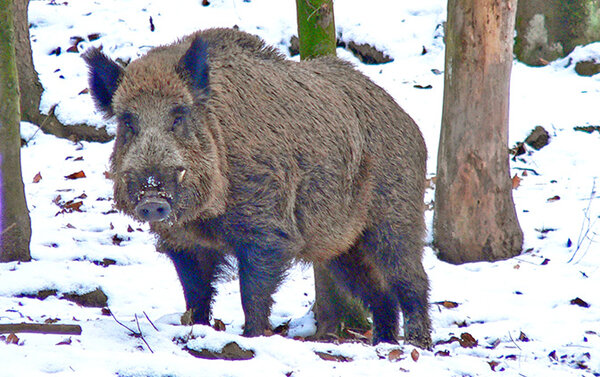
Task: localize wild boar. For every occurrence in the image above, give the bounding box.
[83,27,431,348]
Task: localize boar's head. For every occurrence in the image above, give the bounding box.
[83,37,226,226]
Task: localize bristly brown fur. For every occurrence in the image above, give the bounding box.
[84,27,432,349]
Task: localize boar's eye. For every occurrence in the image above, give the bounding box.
[170,106,189,134]
[118,112,138,144]
[171,116,184,131]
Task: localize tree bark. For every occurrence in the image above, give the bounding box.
[0,0,31,262]
[13,0,112,142]
[515,0,600,66]
[433,0,523,264]
[296,0,336,59]
[295,0,371,338]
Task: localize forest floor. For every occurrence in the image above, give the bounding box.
[1,0,599,376]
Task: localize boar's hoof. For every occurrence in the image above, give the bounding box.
[135,196,171,222]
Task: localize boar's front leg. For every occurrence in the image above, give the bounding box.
[234,239,291,337]
[163,245,224,325]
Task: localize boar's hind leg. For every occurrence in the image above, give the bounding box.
[392,263,432,350]
[235,241,290,337]
[326,246,400,345]
[368,222,432,350]
[165,247,224,325]
[327,224,432,349]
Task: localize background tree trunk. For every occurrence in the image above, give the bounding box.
[295,0,371,338]
[0,0,31,262]
[515,0,600,66]
[13,0,112,142]
[433,0,523,264]
[296,0,336,59]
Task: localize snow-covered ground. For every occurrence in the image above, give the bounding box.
[2,0,599,376]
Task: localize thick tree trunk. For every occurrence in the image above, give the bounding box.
[13,0,112,142]
[433,0,523,264]
[296,0,336,59]
[515,0,600,66]
[295,0,370,338]
[0,0,31,262]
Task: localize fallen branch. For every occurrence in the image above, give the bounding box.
[0,323,82,335]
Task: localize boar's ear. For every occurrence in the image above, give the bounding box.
[82,48,123,117]
[177,36,210,98]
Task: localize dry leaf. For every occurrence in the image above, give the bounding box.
[518,331,530,342]
[411,348,420,362]
[273,320,290,336]
[112,234,125,246]
[459,332,478,348]
[388,349,404,361]
[65,170,86,180]
[570,297,590,308]
[488,360,500,371]
[435,300,459,309]
[435,350,450,357]
[213,319,226,332]
[315,351,353,362]
[547,195,561,202]
[487,338,501,350]
[6,333,19,345]
[63,201,84,212]
[56,337,72,345]
[511,174,521,189]
[33,172,42,183]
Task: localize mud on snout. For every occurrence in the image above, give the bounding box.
[120,167,187,223]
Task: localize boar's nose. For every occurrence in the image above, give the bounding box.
[135,196,171,222]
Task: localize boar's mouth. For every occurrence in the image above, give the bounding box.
[135,193,171,222]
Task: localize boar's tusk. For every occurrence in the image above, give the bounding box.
[177,169,187,183]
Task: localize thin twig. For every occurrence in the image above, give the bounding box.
[507,331,522,351]
[110,311,137,334]
[143,311,159,332]
[110,311,153,353]
[568,180,597,264]
[512,167,540,176]
[135,314,154,353]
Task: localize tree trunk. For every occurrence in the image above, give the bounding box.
[296,0,336,59]
[13,0,112,142]
[295,0,371,338]
[515,0,600,66]
[0,0,31,262]
[433,0,523,264]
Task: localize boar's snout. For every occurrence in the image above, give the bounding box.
[135,194,171,222]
